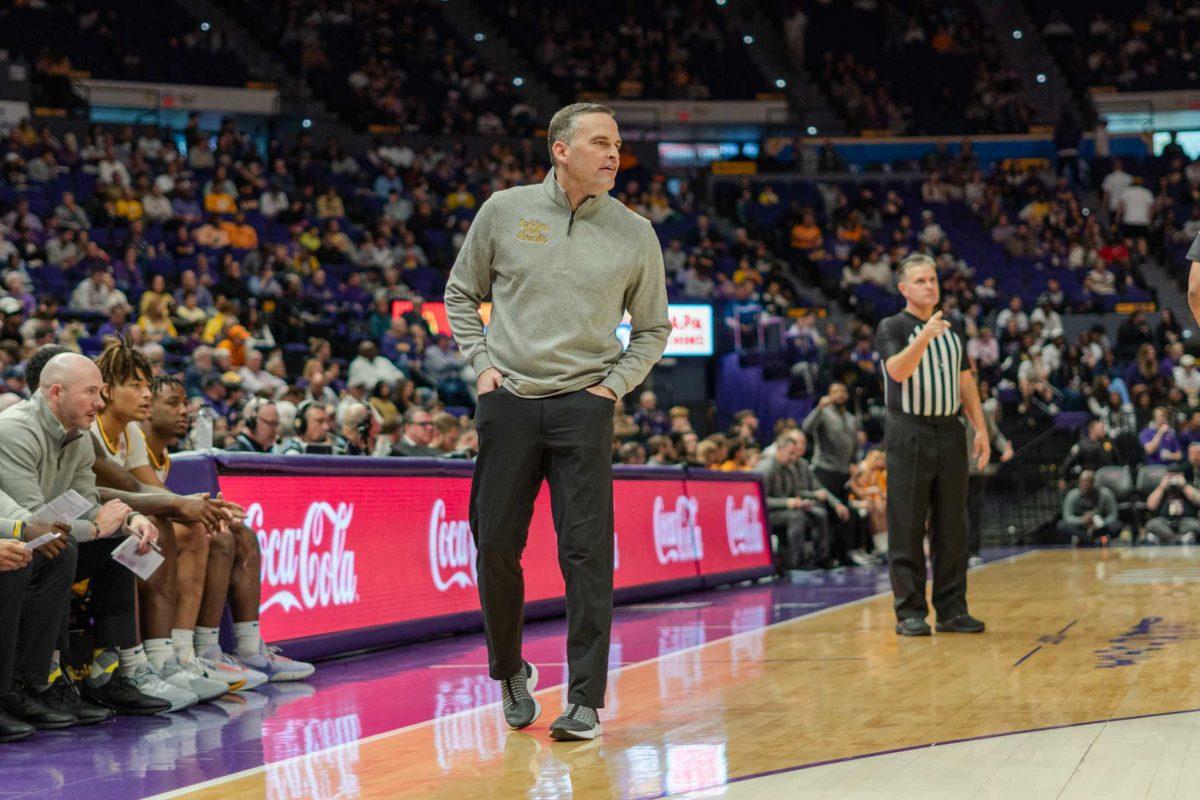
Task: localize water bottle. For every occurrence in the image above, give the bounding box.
[195,407,214,451]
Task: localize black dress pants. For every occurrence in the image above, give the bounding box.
[814,466,862,553]
[58,537,137,656]
[0,542,76,692]
[470,387,615,708]
[885,413,970,622]
[768,507,830,569]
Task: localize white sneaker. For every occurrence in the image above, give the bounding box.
[233,643,315,682]
[968,555,984,568]
[197,646,268,691]
[1181,532,1197,545]
[128,663,199,712]
[160,659,229,703]
[1144,532,1161,545]
[847,549,875,567]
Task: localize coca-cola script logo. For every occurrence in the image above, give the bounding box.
[429,499,477,591]
[653,496,703,565]
[250,501,359,614]
[725,495,765,556]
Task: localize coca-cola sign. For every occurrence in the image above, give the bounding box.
[249,500,359,614]
[726,495,765,556]
[652,496,703,565]
[429,498,476,591]
[215,473,769,646]
[689,479,771,579]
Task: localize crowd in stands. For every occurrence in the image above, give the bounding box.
[8,107,1200,570]
[1039,1,1200,93]
[482,0,767,101]
[217,0,536,134]
[2,1,248,91]
[794,0,1032,134]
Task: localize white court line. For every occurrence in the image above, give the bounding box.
[144,549,1043,800]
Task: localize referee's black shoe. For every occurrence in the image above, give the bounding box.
[895,617,932,636]
[936,614,986,633]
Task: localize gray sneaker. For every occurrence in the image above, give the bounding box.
[549,704,601,741]
[500,661,540,730]
[127,663,198,712]
[160,659,230,703]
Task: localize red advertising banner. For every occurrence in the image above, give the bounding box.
[218,472,768,645]
[686,478,770,580]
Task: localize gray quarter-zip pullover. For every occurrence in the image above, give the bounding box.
[445,169,671,399]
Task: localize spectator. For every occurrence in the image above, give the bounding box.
[1057,470,1118,546]
[1173,355,1200,406]
[1140,406,1183,465]
[1117,176,1155,239]
[1060,419,1119,485]
[348,341,403,391]
[390,406,441,457]
[336,402,379,457]
[995,296,1029,334]
[633,390,669,438]
[1143,468,1200,545]
[70,268,122,313]
[645,435,678,466]
[618,441,646,465]
[238,350,283,397]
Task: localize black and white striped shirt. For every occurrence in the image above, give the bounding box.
[874,311,968,416]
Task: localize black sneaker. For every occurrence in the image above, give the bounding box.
[895,617,932,636]
[39,678,113,726]
[83,674,172,716]
[549,704,601,741]
[500,661,540,730]
[0,710,34,743]
[936,614,986,633]
[0,687,75,729]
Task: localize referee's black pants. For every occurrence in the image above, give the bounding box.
[885,412,970,622]
[470,386,615,708]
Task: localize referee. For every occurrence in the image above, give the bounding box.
[445,103,670,741]
[874,254,990,636]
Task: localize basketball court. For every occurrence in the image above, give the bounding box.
[4,547,1199,799]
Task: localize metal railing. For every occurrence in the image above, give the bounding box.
[980,423,1073,545]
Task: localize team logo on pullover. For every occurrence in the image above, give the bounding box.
[516,218,549,243]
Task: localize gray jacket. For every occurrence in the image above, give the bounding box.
[0,393,100,542]
[801,404,859,473]
[1062,486,1118,529]
[445,169,671,399]
[754,455,846,513]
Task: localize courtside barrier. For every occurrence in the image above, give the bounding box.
[168,453,771,660]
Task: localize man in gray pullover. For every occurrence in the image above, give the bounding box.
[801,383,866,563]
[445,103,670,741]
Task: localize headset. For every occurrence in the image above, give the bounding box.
[294,399,316,436]
[241,397,273,438]
[356,403,373,442]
